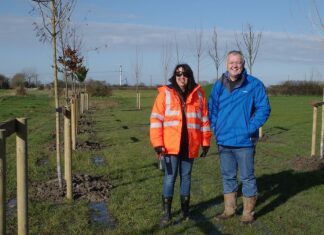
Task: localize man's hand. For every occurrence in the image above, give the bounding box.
[200,146,210,158]
[154,146,165,160]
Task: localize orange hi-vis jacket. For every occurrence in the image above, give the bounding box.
[150,85,211,158]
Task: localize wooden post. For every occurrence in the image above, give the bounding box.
[311,107,318,157]
[0,129,6,235]
[320,88,324,159]
[71,97,76,150]
[64,108,72,200]
[136,92,141,110]
[80,93,84,115]
[85,93,89,111]
[259,127,263,139]
[16,118,28,235]
[75,94,79,134]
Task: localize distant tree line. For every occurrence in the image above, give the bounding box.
[267,80,323,96]
[0,72,40,89]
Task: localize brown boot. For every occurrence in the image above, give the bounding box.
[240,196,257,224]
[215,192,237,220]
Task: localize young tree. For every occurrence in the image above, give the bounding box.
[208,27,227,81]
[134,46,142,109]
[193,27,204,83]
[58,46,86,94]
[57,21,78,102]
[235,23,262,75]
[31,0,76,188]
[161,41,172,85]
[174,35,184,65]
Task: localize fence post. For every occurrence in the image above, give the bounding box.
[16,118,28,235]
[0,129,6,235]
[80,93,84,115]
[85,92,89,111]
[64,108,72,200]
[71,97,76,150]
[311,106,318,157]
[75,94,79,134]
[320,88,324,159]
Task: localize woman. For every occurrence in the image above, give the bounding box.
[150,64,211,226]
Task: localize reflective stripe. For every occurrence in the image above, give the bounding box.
[151,112,164,121]
[164,121,179,127]
[186,112,201,119]
[165,90,180,116]
[187,123,201,129]
[197,91,203,110]
[150,122,162,128]
[201,126,211,132]
[202,116,209,122]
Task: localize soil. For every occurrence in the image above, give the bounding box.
[290,156,324,171]
[30,174,112,202]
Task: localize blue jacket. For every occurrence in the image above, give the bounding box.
[208,70,271,147]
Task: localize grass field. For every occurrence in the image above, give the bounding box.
[1,88,324,234]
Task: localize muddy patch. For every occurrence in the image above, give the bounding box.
[30,174,112,202]
[76,141,103,150]
[290,156,324,171]
[78,127,95,135]
[130,137,139,142]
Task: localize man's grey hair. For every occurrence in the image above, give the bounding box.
[227,50,245,63]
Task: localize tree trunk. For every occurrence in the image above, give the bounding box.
[52,0,62,189]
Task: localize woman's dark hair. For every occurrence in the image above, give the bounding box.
[169,64,197,94]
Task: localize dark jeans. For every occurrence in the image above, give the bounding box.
[162,155,194,197]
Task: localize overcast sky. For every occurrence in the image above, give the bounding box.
[0,0,323,86]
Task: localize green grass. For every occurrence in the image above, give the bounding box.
[1,88,324,234]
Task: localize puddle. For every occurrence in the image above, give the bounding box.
[6,198,17,217]
[36,158,49,166]
[89,202,116,229]
[91,156,105,166]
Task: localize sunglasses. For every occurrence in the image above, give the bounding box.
[175,71,188,77]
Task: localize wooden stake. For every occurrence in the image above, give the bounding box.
[0,129,6,235]
[64,108,72,200]
[311,107,318,157]
[16,118,28,235]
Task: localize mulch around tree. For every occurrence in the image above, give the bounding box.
[290,156,324,171]
[30,174,112,202]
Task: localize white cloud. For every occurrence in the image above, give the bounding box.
[1,15,323,85]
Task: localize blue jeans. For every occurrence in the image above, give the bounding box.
[218,145,257,197]
[162,155,194,197]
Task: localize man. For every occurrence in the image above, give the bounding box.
[208,50,270,224]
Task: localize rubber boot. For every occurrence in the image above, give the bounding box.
[160,196,172,227]
[215,192,237,221]
[180,195,190,221]
[240,196,257,224]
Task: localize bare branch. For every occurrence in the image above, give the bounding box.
[208,27,226,80]
[235,23,262,75]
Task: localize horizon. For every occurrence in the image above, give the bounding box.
[0,0,323,86]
